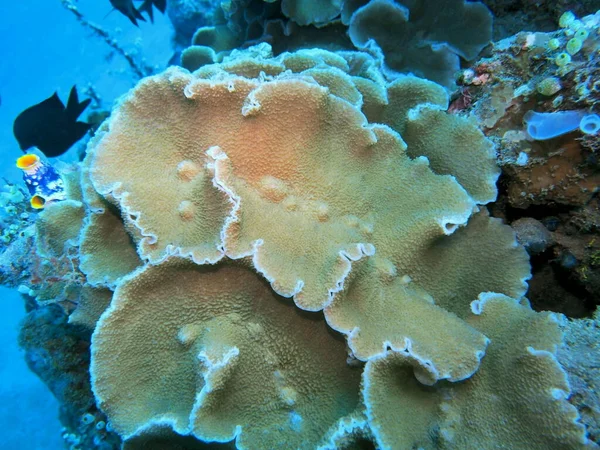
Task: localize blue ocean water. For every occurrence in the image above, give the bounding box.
[0,2,172,447]
[0,286,64,449]
[0,1,173,182]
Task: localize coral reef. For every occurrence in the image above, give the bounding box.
[6,43,577,448]
[452,9,600,316]
[2,2,600,450]
[92,261,364,448]
[343,0,492,87]
[18,301,121,450]
[482,0,600,39]
[558,311,600,444]
[168,0,215,48]
[0,182,34,249]
[182,0,493,88]
[89,47,528,384]
[364,294,589,449]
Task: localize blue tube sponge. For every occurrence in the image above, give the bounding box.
[580,114,600,135]
[524,110,584,140]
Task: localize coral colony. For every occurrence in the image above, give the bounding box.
[3,1,600,449]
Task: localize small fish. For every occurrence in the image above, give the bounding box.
[110,0,166,26]
[13,86,91,158]
[137,0,166,23]
[109,0,146,26]
[16,154,66,210]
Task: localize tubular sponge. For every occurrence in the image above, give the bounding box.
[524,110,584,140]
[580,113,600,135]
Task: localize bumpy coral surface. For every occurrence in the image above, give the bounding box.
[89,47,529,383]
[24,45,592,449]
[558,312,600,444]
[364,294,593,449]
[343,0,493,87]
[92,260,362,447]
[184,0,493,89]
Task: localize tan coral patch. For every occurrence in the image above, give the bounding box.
[91,260,362,448]
[363,295,591,450]
[88,63,527,381]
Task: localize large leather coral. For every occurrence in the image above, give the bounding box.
[81,47,593,448]
[89,52,528,382]
[363,294,593,449]
[344,0,492,87]
[92,260,362,447]
[184,0,492,89]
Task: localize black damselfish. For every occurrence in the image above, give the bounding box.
[110,0,167,26]
[138,0,166,22]
[13,86,91,158]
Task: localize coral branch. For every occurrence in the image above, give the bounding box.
[59,0,153,80]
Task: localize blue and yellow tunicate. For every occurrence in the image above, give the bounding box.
[16,154,66,209]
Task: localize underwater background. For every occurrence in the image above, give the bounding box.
[1,0,600,449]
[0,2,173,447]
